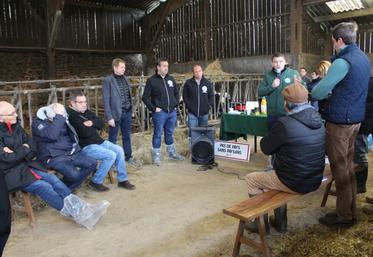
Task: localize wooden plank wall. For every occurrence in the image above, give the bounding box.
[0,0,46,47]
[157,0,292,63]
[0,0,143,51]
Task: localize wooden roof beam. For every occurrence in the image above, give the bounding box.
[303,0,329,6]
[313,7,373,22]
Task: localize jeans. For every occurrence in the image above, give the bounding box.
[0,172,10,256]
[108,110,133,161]
[82,140,128,184]
[48,153,96,190]
[23,169,71,211]
[187,113,208,137]
[152,110,177,148]
[326,122,360,220]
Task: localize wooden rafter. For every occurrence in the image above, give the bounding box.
[313,7,373,22]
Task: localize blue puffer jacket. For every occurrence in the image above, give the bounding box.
[260,106,325,193]
[322,44,370,124]
[32,110,80,166]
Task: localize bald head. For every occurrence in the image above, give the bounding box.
[0,101,18,124]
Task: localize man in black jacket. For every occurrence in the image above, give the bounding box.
[0,101,109,230]
[142,58,184,166]
[182,65,214,142]
[67,91,135,192]
[245,82,325,233]
[102,58,141,169]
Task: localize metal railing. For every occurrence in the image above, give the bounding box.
[0,74,263,131]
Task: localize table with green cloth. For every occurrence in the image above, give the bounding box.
[219,113,268,152]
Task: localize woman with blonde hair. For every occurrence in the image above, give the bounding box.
[307,60,331,111]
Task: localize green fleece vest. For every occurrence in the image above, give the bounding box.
[258,68,299,116]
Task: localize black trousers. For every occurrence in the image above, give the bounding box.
[0,172,11,257]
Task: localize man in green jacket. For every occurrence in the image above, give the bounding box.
[258,53,300,129]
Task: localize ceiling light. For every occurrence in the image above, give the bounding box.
[326,0,364,13]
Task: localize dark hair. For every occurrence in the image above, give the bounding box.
[69,91,85,102]
[331,21,358,44]
[156,57,168,66]
[272,52,286,61]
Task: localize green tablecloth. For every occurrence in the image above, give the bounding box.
[219,113,268,141]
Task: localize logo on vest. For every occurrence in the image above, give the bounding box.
[284,78,291,84]
[167,80,174,87]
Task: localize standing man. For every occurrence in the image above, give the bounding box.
[142,58,185,166]
[312,22,371,228]
[258,53,300,130]
[182,64,214,142]
[0,168,10,256]
[67,91,135,191]
[102,58,141,169]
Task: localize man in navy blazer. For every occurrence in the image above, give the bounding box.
[102,58,141,169]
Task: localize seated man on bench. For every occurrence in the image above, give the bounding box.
[0,101,109,230]
[32,103,96,190]
[245,82,325,232]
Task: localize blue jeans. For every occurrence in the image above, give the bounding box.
[81,140,128,184]
[108,110,133,161]
[48,153,96,190]
[23,169,71,211]
[152,110,177,148]
[187,113,208,137]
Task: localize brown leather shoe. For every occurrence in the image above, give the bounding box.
[118,180,136,190]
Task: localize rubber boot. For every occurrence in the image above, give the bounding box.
[60,194,110,230]
[166,144,185,161]
[152,148,161,166]
[271,204,287,233]
[355,166,368,194]
[244,214,270,234]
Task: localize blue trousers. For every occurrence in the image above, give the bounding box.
[82,140,128,184]
[23,169,71,211]
[187,113,208,137]
[108,110,133,161]
[152,110,177,148]
[48,152,96,190]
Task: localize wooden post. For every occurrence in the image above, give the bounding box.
[290,0,303,70]
[203,0,211,63]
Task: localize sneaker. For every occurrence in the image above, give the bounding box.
[88,181,109,192]
[118,180,136,190]
[127,157,142,169]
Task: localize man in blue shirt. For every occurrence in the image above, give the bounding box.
[312,21,371,228]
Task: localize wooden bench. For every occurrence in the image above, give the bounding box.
[223,190,300,257]
[223,175,332,257]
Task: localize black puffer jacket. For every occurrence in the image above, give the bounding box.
[0,122,47,192]
[260,107,325,193]
[142,73,179,113]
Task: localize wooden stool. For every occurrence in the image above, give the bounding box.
[10,191,36,227]
[320,178,336,207]
[108,170,115,184]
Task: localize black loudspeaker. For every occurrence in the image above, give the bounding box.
[191,126,215,165]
